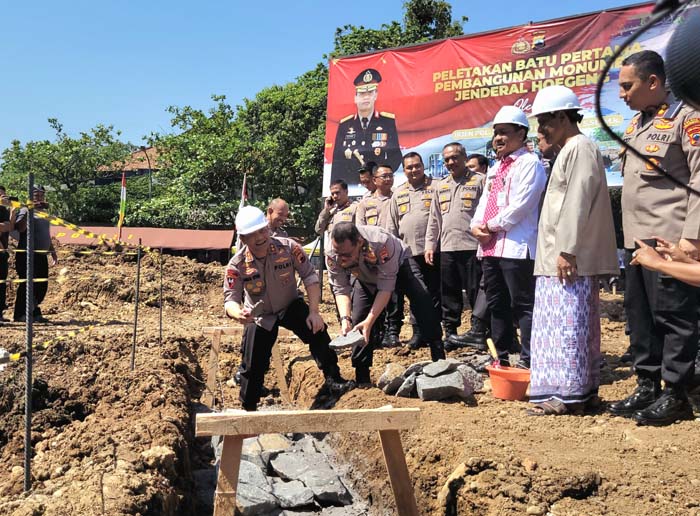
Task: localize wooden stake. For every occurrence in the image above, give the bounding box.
[204,329,222,408]
[379,429,419,516]
[213,435,243,516]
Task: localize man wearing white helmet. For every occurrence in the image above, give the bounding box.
[470,106,547,368]
[527,85,619,416]
[224,205,351,411]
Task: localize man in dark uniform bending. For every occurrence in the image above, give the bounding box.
[331,68,402,186]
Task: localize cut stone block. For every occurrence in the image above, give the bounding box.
[416,370,474,401]
[422,359,459,378]
[329,329,365,350]
[272,479,315,509]
[395,373,417,398]
[378,363,406,390]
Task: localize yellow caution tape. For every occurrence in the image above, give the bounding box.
[9,200,159,258]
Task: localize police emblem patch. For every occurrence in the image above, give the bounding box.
[645,144,660,153]
[379,245,389,264]
[684,118,700,146]
[225,268,239,289]
[292,246,307,264]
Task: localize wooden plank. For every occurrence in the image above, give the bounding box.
[379,429,419,516]
[212,435,243,516]
[204,329,222,408]
[271,342,291,404]
[196,407,420,436]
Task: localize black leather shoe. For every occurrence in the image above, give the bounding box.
[406,326,424,349]
[634,388,695,426]
[608,379,660,417]
[443,333,462,352]
[459,328,487,351]
[382,333,401,348]
[325,376,355,395]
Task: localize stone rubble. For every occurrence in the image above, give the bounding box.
[204,433,369,515]
[379,357,483,401]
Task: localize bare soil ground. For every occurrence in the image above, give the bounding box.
[1,246,699,516]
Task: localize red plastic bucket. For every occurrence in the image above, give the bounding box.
[486,365,530,401]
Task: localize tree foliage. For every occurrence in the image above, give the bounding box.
[0,119,135,223]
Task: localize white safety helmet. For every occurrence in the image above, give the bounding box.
[235,205,268,236]
[492,105,529,129]
[531,85,582,116]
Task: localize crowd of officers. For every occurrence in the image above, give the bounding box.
[224,50,700,425]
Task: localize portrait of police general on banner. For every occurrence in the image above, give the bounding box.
[330,68,402,190]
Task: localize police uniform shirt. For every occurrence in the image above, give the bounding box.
[387,176,435,257]
[621,97,700,249]
[223,237,318,331]
[270,227,289,238]
[331,112,402,185]
[325,225,408,296]
[356,192,392,229]
[314,200,358,236]
[425,171,484,253]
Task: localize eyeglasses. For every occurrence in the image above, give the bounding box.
[375,174,394,180]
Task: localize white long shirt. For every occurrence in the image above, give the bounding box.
[471,147,547,260]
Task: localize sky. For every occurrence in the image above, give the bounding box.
[0,0,645,151]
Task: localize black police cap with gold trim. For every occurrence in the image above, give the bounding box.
[354,69,382,92]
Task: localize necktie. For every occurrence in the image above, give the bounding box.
[361,117,369,130]
[481,156,514,256]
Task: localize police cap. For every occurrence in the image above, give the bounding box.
[354,69,382,93]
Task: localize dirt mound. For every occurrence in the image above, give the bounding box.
[2,244,700,516]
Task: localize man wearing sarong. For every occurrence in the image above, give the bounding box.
[528,86,619,415]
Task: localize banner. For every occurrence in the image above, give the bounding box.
[324,1,700,194]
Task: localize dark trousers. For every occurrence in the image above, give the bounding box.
[407,255,440,325]
[385,289,404,334]
[472,274,490,323]
[13,253,49,321]
[0,252,8,314]
[439,250,479,332]
[238,297,340,410]
[352,259,444,369]
[624,247,698,386]
[482,257,536,365]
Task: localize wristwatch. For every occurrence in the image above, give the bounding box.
[340,315,352,323]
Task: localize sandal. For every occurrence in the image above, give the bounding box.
[526,399,584,416]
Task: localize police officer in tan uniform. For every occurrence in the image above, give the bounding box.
[356,164,404,346]
[425,142,485,349]
[387,152,439,349]
[266,198,290,238]
[326,222,444,384]
[356,164,394,228]
[225,206,351,411]
[359,162,378,199]
[608,50,700,426]
[331,69,402,186]
[315,179,358,238]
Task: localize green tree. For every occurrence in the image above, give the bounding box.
[330,0,466,57]
[0,119,135,224]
